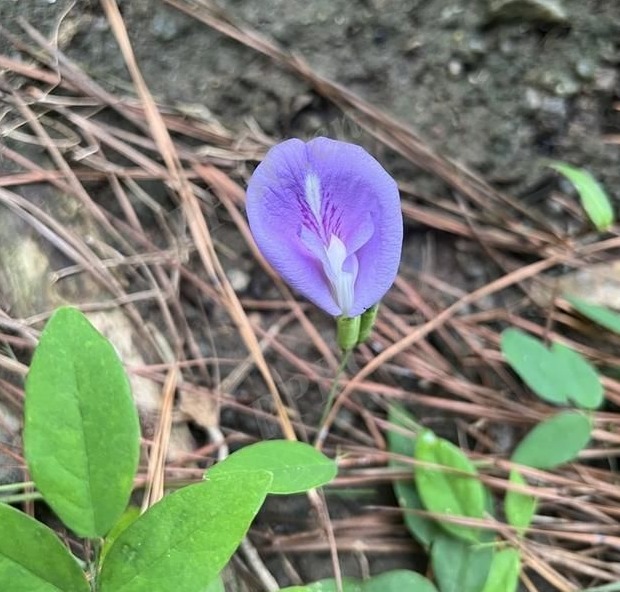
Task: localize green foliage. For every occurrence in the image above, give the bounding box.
[504,470,537,534]
[99,472,272,592]
[551,342,603,409]
[205,576,226,592]
[279,581,361,592]
[11,292,604,592]
[24,307,140,538]
[431,534,494,592]
[386,406,440,548]
[362,571,438,592]
[279,570,438,592]
[548,161,614,231]
[8,306,340,592]
[0,502,89,592]
[512,411,592,469]
[481,548,521,592]
[414,430,486,543]
[501,328,603,409]
[567,296,620,335]
[101,506,142,565]
[208,440,337,494]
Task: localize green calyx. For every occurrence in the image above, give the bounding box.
[337,304,379,350]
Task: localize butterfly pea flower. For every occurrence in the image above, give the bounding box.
[246,137,402,336]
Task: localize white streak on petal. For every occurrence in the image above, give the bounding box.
[323,234,357,316]
[304,172,322,222]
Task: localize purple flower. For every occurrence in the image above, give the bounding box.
[246,137,403,317]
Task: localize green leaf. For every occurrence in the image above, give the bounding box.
[99,472,272,592]
[362,570,438,592]
[501,329,567,405]
[101,506,142,565]
[387,406,440,548]
[205,576,225,592]
[0,502,89,592]
[481,548,521,592]
[550,342,603,409]
[207,440,337,494]
[505,470,537,535]
[279,580,361,592]
[415,430,486,543]
[512,411,591,469]
[566,296,620,335]
[24,307,140,538]
[431,533,494,592]
[279,570,438,592]
[548,162,614,231]
[501,329,603,409]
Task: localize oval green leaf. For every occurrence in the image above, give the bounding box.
[24,307,140,538]
[0,502,90,592]
[279,570,438,592]
[512,411,591,469]
[205,576,225,592]
[501,329,567,405]
[481,548,521,592]
[505,470,537,535]
[387,406,440,548]
[550,342,602,409]
[362,570,438,592]
[567,296,620,335]
[207,440,337,494]
[431,533,494,592]
[99,471,272,592]
[548,162,614,231]
[414,430,486,543]
[501,329,602,409]
[279,580,361,592]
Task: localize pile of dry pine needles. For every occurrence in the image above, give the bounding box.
[1,1,620,590]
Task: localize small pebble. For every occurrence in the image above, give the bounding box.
[540,96,567,117]
[448,59,463,77]
[574,59,596,81]
[227,268,251,293]
[524,87,542,110]
[594,68,617,92]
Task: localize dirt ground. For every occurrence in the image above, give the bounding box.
[1,0,620,590]
[3,0,619,194]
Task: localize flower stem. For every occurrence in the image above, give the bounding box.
[89,538,102,592]
[315,348,352,446]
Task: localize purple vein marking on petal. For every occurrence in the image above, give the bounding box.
[295,177,321,238]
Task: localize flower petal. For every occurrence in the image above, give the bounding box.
[246,137,402,317]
